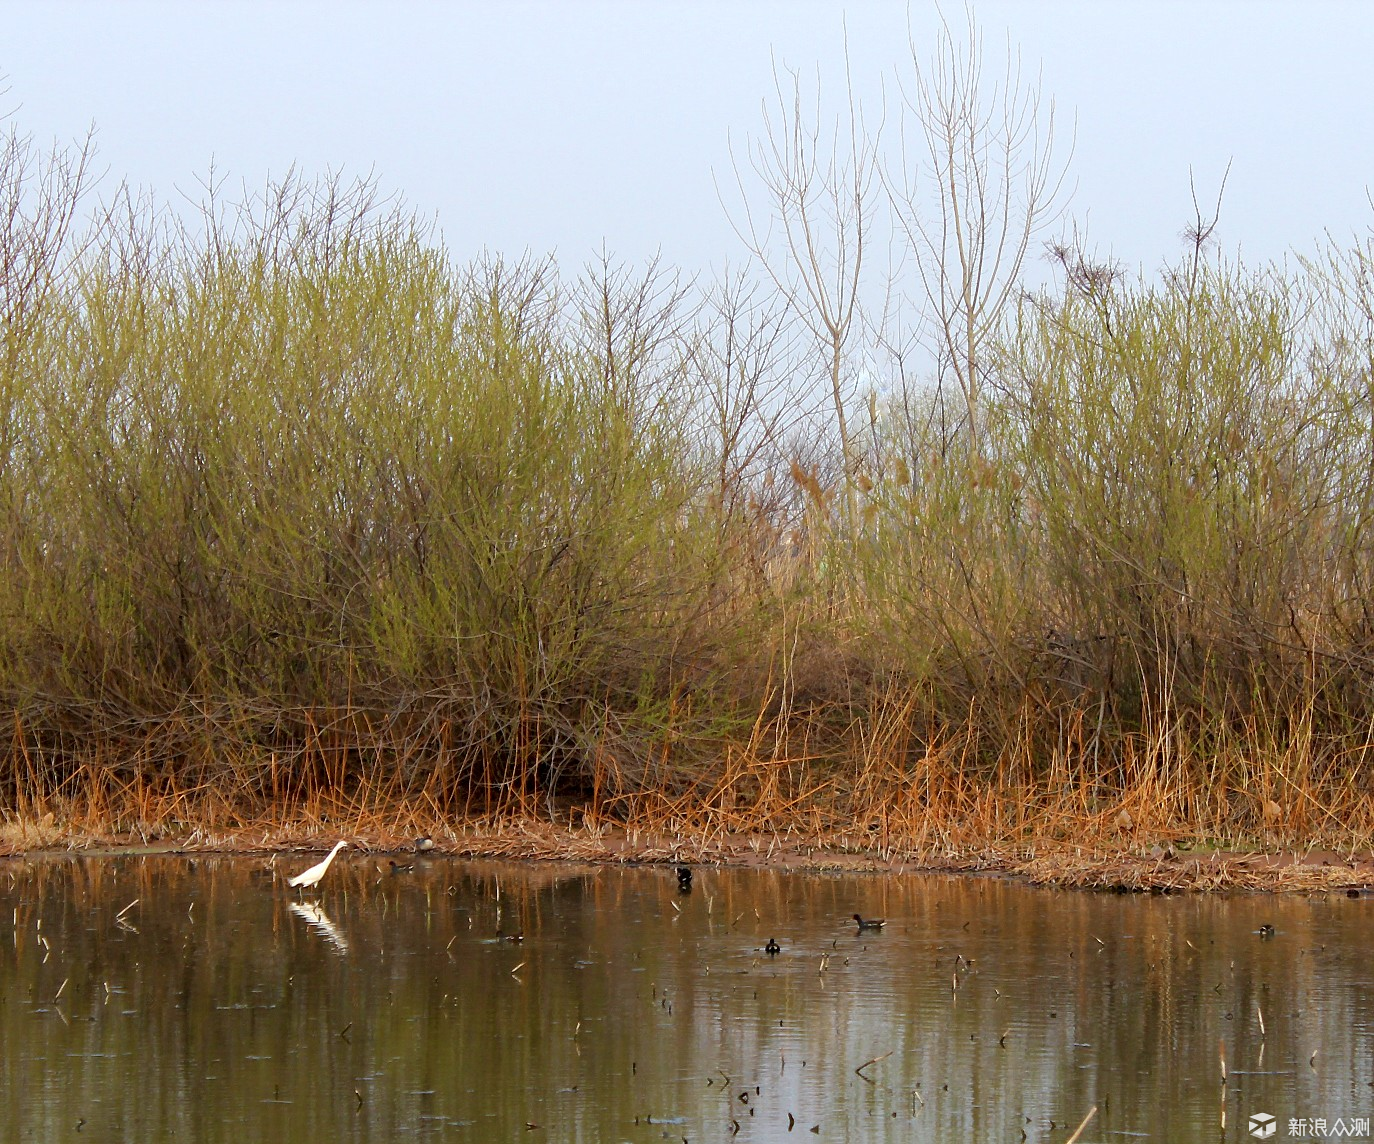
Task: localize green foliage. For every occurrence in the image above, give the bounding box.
[0,166,744,805]
[862,251,1374,785]
[4,122,1374,839]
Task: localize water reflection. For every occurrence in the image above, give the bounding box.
[289,900,350,954]
[1,854,1371,1141]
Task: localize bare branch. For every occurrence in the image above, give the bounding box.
[885,5,1073,455]
[721,33,882,538]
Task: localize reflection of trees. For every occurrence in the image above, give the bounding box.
[0,861,1369,1141]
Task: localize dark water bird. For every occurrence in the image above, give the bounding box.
[288,841,347,893]
[677,866,693,892]
[853,914,886,931]
[388,860,414,874]
[500,931,524,943]
[765,937,781,955]
[1256,924,1276,938]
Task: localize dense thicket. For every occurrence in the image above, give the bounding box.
[5,127,1374,843]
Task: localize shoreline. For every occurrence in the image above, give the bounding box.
[4,817,1371,894]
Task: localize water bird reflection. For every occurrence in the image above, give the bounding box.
[289,901,350,953]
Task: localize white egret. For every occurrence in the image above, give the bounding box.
[288,841,347,891]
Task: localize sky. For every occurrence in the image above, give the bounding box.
[2,2,1372,284]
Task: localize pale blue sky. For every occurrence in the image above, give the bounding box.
[2,2,1371,279]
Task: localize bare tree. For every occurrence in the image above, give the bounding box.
[725,40,880,538]
[886,7,1071,457]
[687,270,795,521]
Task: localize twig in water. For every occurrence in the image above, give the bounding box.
[854,1051,893,1082]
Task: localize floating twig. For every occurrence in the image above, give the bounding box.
[1065,1105,1098,1143]
[854,1051,893,1082]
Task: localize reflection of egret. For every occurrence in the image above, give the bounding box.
[288,901,350,953]
[288,841,347,892]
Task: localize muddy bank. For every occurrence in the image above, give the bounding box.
[3,814,1372,894]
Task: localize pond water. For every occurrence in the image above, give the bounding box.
[1,853,1371,1142]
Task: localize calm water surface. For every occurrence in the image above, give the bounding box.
[2,854,1372,1142]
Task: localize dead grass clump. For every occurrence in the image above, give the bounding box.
[0,811,63,852]
[1015,848,1369,894]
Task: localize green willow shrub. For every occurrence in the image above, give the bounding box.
[0,174,740,804]
[995,262,1357,730]
[858,251,1374,782]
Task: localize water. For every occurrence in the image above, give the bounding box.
[2,854,1371,1142]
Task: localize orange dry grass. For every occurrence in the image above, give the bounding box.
[6,700,1373,897]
